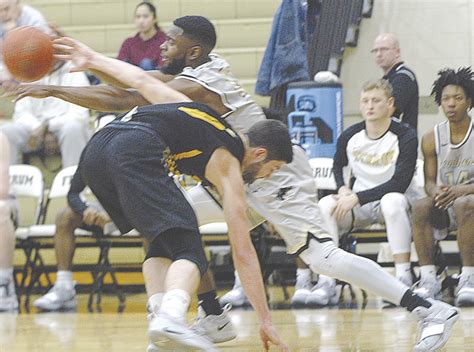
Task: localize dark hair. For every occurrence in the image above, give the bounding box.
[431,67,473,106]
[246,120,293,163]
[136,1,160,30]
[262,107,287,124]
[173,15,217,51]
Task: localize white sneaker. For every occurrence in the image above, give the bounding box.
[148,313,218,351]
[455,274,474,307]
[0,280,18,312]
[305,276,338,306]
[219,284,248,307]
[33,283,77,311]
[291,277,312,306]
[194,303,236,343]
[412,299,460,352]
[413,277,442,300]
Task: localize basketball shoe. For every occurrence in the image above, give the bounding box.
[33,282,77,311]
[305,275,338,306]
[0,279,18,312]
[291,274,312,306]
[412,298,460,352]
[455,274,474,307]
[147,303,236,351]
[219,275,249,307]
[413,277,442,300]
[148,312,218,351]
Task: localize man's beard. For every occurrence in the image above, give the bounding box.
[242,161,263,184]
[160,56,187,75]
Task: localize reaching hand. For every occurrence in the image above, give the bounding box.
[434,185,466,209]
[259,321,289,351]
[53,37,98,72]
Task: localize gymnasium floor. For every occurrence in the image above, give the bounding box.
[1,287,473,351]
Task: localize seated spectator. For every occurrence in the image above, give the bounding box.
[117,1,166,71]
[315,79,418,306]
[0,60,91,168]
[0,131,17,311]
[412,67,474,306]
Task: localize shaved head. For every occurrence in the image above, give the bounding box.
[372,33,401,74]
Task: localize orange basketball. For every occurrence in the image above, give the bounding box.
[3,26,54,82]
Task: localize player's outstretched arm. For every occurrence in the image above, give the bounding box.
[205,148,288,352]
[4,83,149,112]
[53,37,191,105]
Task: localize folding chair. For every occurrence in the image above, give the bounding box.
[9,164,44,308]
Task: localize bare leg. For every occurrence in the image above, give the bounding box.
[454,195,474,267]
[412,198,437,266]
[55,207,83,271]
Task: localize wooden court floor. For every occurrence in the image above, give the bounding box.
[1,289,473,352]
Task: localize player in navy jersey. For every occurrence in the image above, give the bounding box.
[412,67,474,306]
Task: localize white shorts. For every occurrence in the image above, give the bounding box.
[185,146,331,254]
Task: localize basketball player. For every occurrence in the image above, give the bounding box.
[55,38,291,351]
[316,79,418,306]
[412,67,474,306]
[13,17,461,351]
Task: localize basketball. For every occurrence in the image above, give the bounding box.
[2,26,54,82]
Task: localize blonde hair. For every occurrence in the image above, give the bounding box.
[361,79,393,98]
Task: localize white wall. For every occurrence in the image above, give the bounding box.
[340,0,473,139]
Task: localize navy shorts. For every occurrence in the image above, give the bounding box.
[79,122,200,243]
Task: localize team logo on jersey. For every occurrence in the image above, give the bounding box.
[277,186,293,201]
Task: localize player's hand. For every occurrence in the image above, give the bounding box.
[2,84,52,102]
[332,193,359,222]
[53,37,97,72]
[338,186,353,196]
[259,321,289,351]
[94,212,112,228]
[434,185,466,209]
[82,207,99,226]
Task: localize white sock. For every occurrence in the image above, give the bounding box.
[0,268,13,284]
[461,266,474,278]
[56,271,73,286]
[159,289,190,321]
[419,265,437,280]
[395,262,411,279]
[296,268,311,282]
[147,293,164,314]
[233,270,242,289]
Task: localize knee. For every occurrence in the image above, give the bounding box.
[0,199,11,222]
[453,195,474,223]
[380,193,409,217]
[411,197,433,224]
[318,195,337,216]
[55,207,82,231]
[59,120,87,139]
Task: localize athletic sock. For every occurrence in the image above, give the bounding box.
[56,271,73,286]
[159,289,190,321]
[395,262,411,279]
[147,293,164,314]
[0,268,13,284]
[400,289,431,312]
[419,265,437,280]
[198,290,223,316]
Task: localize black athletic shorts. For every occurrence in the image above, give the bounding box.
[78,121,200,242]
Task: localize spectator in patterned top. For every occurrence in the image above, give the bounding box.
[117,1,166,71]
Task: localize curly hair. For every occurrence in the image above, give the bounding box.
[431,67,473,106]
